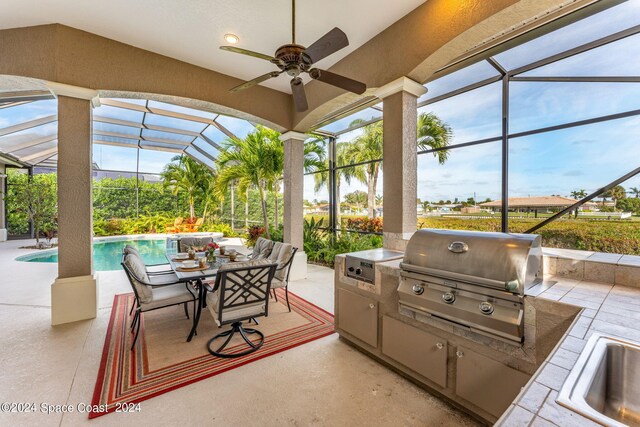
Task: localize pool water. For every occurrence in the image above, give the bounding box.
[16,239,172,271]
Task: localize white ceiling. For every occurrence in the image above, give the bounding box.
[0,0,426,93]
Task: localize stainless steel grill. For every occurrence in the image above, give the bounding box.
[398,229,542,343]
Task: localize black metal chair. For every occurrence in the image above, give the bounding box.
[123,245,176,317]
[205,260,277,358]
[122,253,198,350]
[266,243,298,312]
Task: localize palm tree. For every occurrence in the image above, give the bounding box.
[161,155,212,219]
[607,185,626,211]
[570,189,588,199]
[417,112,452,164]
[345,120,383,218]
[216,126,326,238]
[344,112,452,218]
[216,126,282,238]
[629,186,640,198]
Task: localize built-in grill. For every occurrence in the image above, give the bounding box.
[345,248,404,283]
[398,229,543,343]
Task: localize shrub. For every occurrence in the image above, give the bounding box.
[269,225,284,242]
[200,222,238,237]
[246,225,266,247]
[346,217,383,233]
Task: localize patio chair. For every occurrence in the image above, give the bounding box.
[205,259,277,358]
[165,217,184,234]
[249,237,274,260]
[266,242,298,312]
[178,236,214,253]
[184,218,204,233]
[122,253,198,350]
[124,245,173,275]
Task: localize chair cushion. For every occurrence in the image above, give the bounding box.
[179,236,214,252]
[141,283,196,310]
[124,245,139,256]
[270,278,286,289]
[250,237,273,260]
[267,242,293,281]
[124,254,153,303]
[207,259,273,326]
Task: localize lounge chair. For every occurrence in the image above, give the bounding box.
[165,217,184,233]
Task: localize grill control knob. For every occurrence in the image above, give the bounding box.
[479,301,494,315]
[412,284,424,295]
[355,268,362,275]
[436,342,444,350]
[442,292,455,304]
[348,267,354,272]
[456,350,464,358]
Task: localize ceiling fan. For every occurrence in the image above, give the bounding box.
[220,0,367,112]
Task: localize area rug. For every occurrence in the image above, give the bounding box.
[90,289,334,418]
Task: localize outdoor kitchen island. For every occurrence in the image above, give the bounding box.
[333,233,584,425]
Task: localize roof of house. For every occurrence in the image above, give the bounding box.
[480,196,584,208]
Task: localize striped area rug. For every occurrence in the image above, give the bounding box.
[90,289,334,418]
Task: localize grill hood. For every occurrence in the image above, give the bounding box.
[401,229,542,294]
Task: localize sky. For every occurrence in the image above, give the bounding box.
[1,0,640,202]
[305,0,640,204]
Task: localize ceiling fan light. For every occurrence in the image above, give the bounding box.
[224,33,239,44]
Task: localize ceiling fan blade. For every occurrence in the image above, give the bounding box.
[290,77,308,112]
[309,68,366,95]
[229,71,282,92]
[302,27,349,65]
[220,46,282,65]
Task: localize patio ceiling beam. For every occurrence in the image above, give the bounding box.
[2,134,57,153]
[93,129,191,147]
[417,75,503,108]
[510,76,640,82]
[93,115,203,138]
[93,139,138,149]
[199,133,222,151]
[30,151,58,166]
[100,98,216,126]
[0,90,55,103]
[510,23,640,76]
[184,151,215,172]
[138,143,184,154]
[0,114,57,137]
[19,146,58,162]
[211,120,238,140]
[0,100,33,110]
[189,143,217,163]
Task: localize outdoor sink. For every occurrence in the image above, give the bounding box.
[558,333,640,427]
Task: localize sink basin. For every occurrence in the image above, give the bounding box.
[558,333,640,426]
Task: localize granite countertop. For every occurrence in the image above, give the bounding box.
[497,277,640,427]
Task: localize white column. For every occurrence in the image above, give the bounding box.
[374,77,427,251]
[280,131,307,280]
[0,163,6,242]
[50,83,100,325]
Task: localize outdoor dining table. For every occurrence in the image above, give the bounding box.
[165,253,229,342]
[166,250,252,341]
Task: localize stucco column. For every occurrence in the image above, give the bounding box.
[375,77,427,251]
[51,84,99,325]
[0,162,6,241]
[280,131,307,280]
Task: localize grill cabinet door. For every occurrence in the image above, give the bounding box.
[382,316,447,388]
[337,288,378,347]
[455,347,530,418]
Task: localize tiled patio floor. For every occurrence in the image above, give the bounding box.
[0,238,477,426]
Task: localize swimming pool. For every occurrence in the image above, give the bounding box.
[16,238,172,271]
